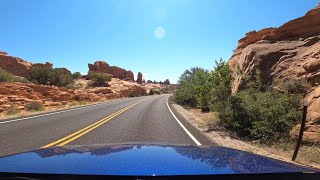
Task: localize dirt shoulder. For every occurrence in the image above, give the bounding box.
[0,98,123,121]
[170,102,320,169]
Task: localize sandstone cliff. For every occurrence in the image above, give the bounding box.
[0,52,71,77]
[228,7,320,143]
[88,61,137,81]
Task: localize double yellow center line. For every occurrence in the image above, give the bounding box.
[42,99,147,148]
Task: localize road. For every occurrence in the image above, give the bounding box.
[0,94,213,157]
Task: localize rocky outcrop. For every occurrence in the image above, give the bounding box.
[136,72,143,84]
[229,7,320,93]
[0,79,147,113]
[163,79,170,84]
[88,61,135,81]
[291,86,320,143]
[0,52,71,77]
[228,7,320,143]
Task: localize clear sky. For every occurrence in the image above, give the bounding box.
[0,0,318,83]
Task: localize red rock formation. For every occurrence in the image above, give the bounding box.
[228,7,320,143]
[229,7,320,93]
[136,72,143,84]
[237,28,276,49]
[88,61,111,73]
[0,52,71,77]
[0,50,8,55]
[88,61,135,81]
[0,53,33,77]
[164,79,170,84]
[0,80,147,113]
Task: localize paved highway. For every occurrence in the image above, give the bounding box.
[0,94,213,157]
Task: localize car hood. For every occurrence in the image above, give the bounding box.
[0,144,317,176]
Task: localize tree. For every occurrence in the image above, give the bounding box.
[29,67,53,85]
[194,69,212,112]
[211,58,233,108]
[29,67,73,87]
[174,67,207,108]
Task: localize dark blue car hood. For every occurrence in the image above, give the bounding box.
[0,144,317,176]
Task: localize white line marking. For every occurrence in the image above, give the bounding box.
[0,98,126,125]
[166,96,202,146]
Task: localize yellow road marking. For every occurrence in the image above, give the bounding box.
[41,99,147,148]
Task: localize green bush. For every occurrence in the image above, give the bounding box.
[210,59,233,110]
[149,89,154,95]
[174,67,206,108]
[219,89,301,144]
[29,67,53,85]
[279,79,311,94]
[71,72,82,79]
[0,69,16,82]
[29,68,73,87]
[26,101,44,111]
[90,73,111,87]
[174,58,303,144]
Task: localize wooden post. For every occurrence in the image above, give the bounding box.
[292,100,308,161]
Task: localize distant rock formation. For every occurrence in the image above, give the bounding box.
[163,79,170,84]
[0,52,70,77]
[228,7,320,143]
[88,61,135,81]
[136,72,143,84]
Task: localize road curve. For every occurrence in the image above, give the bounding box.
[0,94,213,157]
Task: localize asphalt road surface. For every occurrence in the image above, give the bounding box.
[0,94,213,157]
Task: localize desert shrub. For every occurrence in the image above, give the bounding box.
[49,69,73,87]
[26,101,44,111]
[0,69,16,82]
[149,89,154,95]
[279,79,311,94]
[29,67,53,85]
[219,89,301,144]
[6,108,19,115]
[29,68,73,87]
[15,77,32,84]
[90,73,111,87]
[154,89,161,95]
[71,72,82,79]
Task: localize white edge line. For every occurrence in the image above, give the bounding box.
[166,96,202,146]
[0,99,124,125]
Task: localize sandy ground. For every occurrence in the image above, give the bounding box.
[171,102,320,169]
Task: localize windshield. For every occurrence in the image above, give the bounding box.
[0,0,319,176]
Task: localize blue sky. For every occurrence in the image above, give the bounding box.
[0,0,318,83]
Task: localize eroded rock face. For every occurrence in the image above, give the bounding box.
[0,79,147,113]
[88,61,135,81]
[137,72,143,84]
[0,52,71,77]
[291,86,320,143]
[228,7,320,143]
[229,7,320,94]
